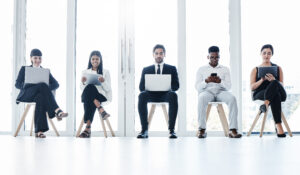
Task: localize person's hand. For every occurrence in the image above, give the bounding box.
[214,76,221,83]
[98,76,105,83]
[205,76,214,83]
[81,77,87,83]
[265,73,275,82]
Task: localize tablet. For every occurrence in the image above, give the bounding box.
[83,73,102,85]
[257,66,278,78]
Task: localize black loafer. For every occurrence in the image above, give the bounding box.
[169,130,177,139]
[197,129,207,139]
[137,130,148,139]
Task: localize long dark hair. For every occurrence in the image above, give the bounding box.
[87,50,103,74]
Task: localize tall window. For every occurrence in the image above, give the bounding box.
[76,0,119,131]
[242,0,300,132]
[25,0,67,131]
[186,0,230,131]
[0,1,13,132]
[134,0,178,131]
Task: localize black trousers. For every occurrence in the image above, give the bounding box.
[253,80,287,123]
[18,83,59,133]
[138,91,178,131]
[81,84,107,123]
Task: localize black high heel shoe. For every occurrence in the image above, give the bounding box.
[275,128,286,138]
[259,104,267,113]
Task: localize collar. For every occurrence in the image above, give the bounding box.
[208,63,221,68]
[155,62,164,67]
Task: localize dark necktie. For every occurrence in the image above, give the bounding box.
[157,64,161,74]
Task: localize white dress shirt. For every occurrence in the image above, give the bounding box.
[195,64,231,95]
[80,68,112,104]
[155,62,164,74]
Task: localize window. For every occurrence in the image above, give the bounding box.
[242,0,300,132]
[186,0,230,131]
[25,0,67,131]
[0,1,13,132]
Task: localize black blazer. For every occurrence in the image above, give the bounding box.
[15,65,59,102]
[139,64,179,92]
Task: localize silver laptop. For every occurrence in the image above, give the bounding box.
[145,74,171,91]
[24,67,50,85]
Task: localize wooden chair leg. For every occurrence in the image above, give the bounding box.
[105,118,115,137]
[100,115,108,138]
[217,104,229,137]
[147,104,156,129]
[161,104,169,126]
[206,104,212,121]
[247,110,261,136]
[14,104,32,137]
[47,113,60,137]
[260,109,268,137]
[30,104,36,136]
[76,117,85,137]
[281,112,292,137]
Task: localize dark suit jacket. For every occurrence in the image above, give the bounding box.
[15,65,59,102]
[139,63,179,92]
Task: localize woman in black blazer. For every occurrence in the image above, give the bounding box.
[15,49,68,138]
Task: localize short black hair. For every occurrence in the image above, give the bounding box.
[261,44,274,55]
[30,48,42,57]
[208,46,219,53]
[153,44,166,54]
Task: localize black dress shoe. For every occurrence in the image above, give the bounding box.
[137,130,148,139]
[275,128,286,138]
[169,130,177,139]
[259,104,267,113]
[197,129,207,138]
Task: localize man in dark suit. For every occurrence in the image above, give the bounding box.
[137,44,179,139]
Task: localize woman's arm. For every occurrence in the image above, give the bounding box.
[278,66,284,86]
[250,67,264,91]
[15,66,25,89]
[49,72,59,90]
[101,70,111,92]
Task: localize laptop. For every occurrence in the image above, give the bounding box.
[24,67,50,85]
[84,73,102,86]
[257,66,278,78]
[145,74,171,91]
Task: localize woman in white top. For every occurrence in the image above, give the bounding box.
[79,50,112,138]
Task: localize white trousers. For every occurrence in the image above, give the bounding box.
[197,90,238,130]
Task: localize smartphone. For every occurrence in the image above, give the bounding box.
[211,73,217,77]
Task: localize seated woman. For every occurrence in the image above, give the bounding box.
[15,48,68,138]
[79,50,112,138]
[250,44,287,137]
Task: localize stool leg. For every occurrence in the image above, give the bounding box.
[14,104,31,137]
[76,117,85,137]
[206,104,212,121]
[30,104,36,136]
[105,118,115,137]
[161,104,169,127]
[281,112,292,137]
[217,104,229,137]
[147,104,156,130]
[247,110,261,136]
[260,109,268,137]
[100,115,107,138]
[47,113,60,137]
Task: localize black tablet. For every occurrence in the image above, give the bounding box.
[257,66,278,78]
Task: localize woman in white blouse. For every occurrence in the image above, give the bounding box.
[79,50,112,138]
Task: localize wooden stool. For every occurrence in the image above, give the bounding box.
[247,102,292,137]
[76,113,115,138]
[205,102,229,137]
[147,102,169,130]
[14,102,60,137]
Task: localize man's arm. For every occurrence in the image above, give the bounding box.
[171,66,179,91]
[139,68,146,92]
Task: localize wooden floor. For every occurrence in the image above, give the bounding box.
[1,135,299,175]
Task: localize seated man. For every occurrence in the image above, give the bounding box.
[137,44,179,139]
[195,46,242,138]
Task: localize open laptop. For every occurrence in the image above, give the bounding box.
[145,74,171,91]
[24,67,50,86]
[257,66,278,78]
[84,73,102,86]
